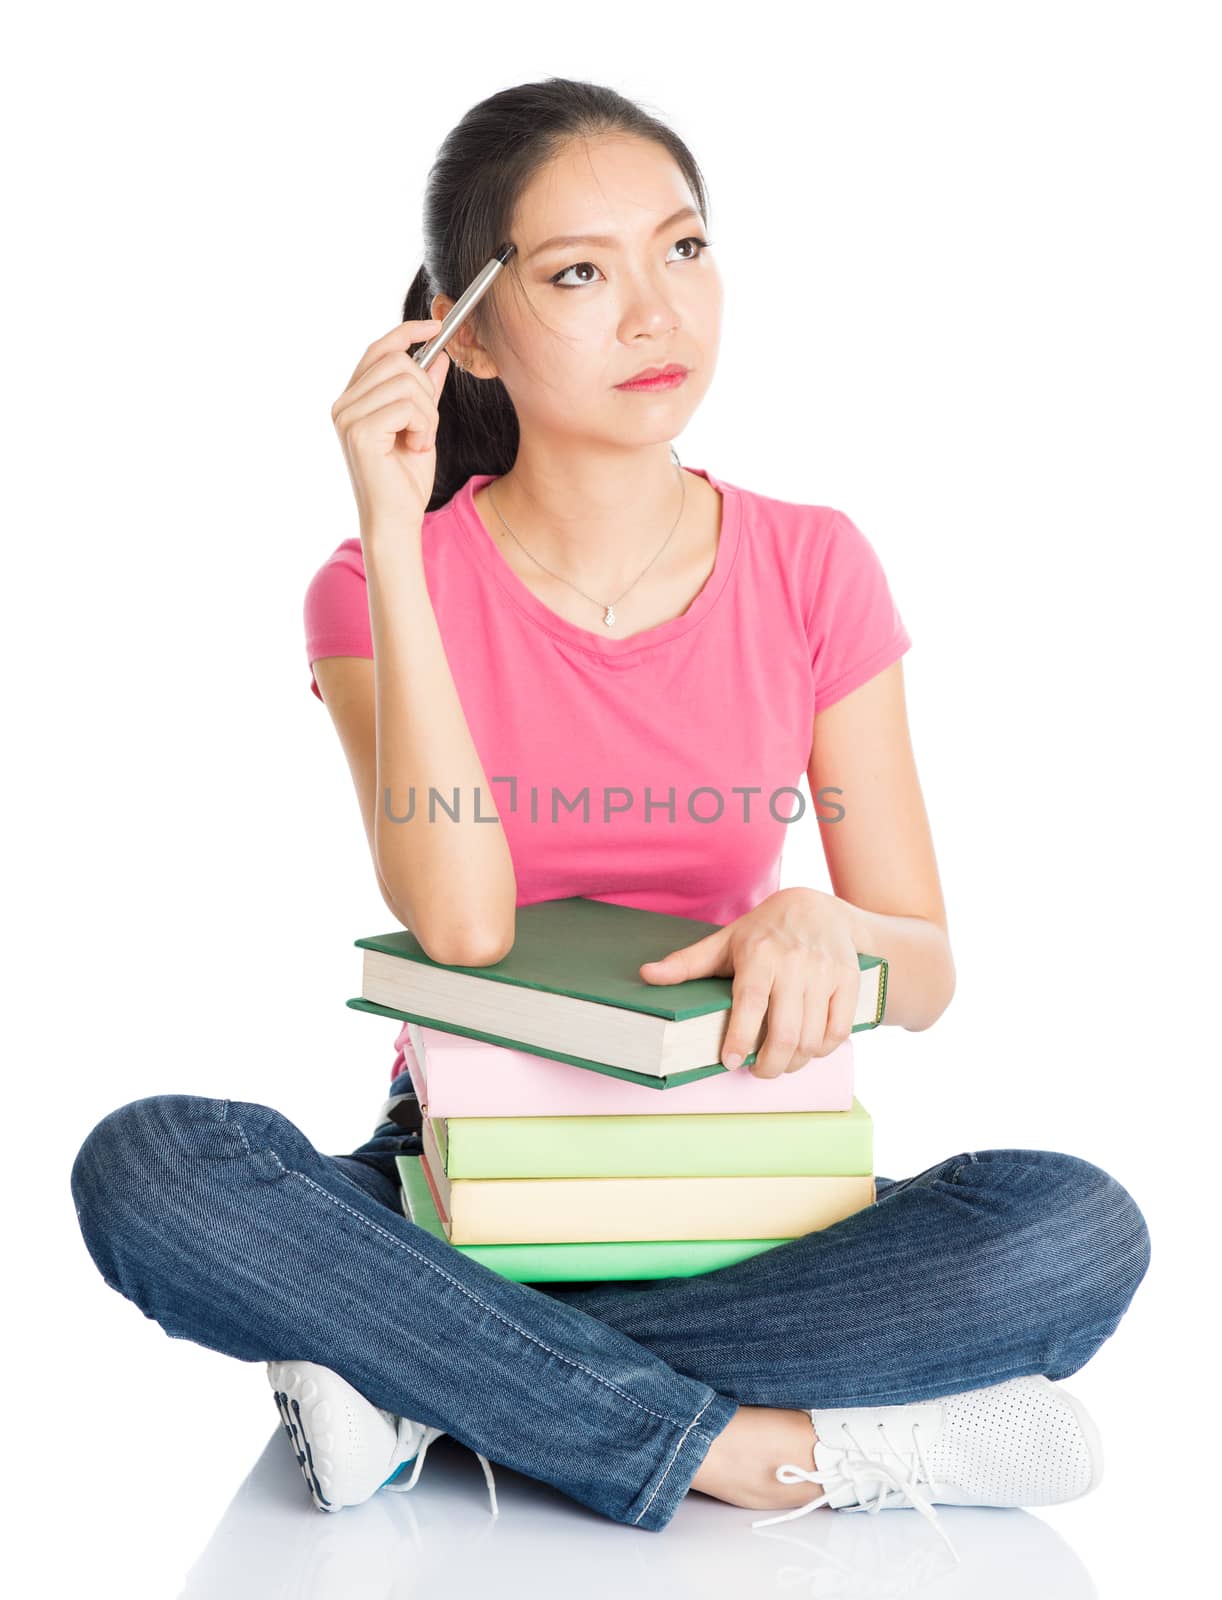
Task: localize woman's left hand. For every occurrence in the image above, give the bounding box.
[638,888,860,1078]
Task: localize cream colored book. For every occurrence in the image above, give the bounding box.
[419,1110,876,1246]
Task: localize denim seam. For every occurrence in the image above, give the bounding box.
[219,1099,252,1155]
[632,1390,715,1526]
[242,1124,700,1430]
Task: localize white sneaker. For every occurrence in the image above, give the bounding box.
[751,1373,1104,1565]
[267,1359,499,1516]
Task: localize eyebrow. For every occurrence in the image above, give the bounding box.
[523,205,704,263]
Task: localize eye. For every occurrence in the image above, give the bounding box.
[549,236,713,289]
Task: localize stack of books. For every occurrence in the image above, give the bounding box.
[347,896,888,1283]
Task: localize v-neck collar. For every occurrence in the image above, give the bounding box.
[450,464,742,657]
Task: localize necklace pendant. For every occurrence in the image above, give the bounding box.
[603,604,616,626]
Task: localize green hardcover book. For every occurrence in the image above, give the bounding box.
[350,895,888,1092]
[395,1153,798,1282]
[430,1097,873,1178]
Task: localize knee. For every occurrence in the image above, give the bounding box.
[1028,1149,1153,1374]
[73,1092,217,1186]
[70,1095,242,1282]
[1040,1150,1150,1295]
[976,1148,1152,1321]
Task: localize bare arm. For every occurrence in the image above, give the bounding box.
[808,660,956,1031]
[312,530,516,967]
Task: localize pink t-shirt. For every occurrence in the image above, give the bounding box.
[303,466,912,1080]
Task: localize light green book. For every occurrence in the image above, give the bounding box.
[430,1097,873,1178]
[395,1153,801,1282]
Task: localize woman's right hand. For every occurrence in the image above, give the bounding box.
[332,318,453,530]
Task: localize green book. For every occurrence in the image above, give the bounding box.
[430,1097,873,1178]
[395,1153,797,1282]
[350,895,888,1092]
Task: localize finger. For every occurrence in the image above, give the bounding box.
[338,389,436,455]
[721,966,772,1072]
[753,967,804,1079]
[344,395,436,456]
[639,946,693,982]
[784,982,830,1072]
[423,346,451,404]
[641,927,731,984]
[335,371,440,442]
[822,971,859,1056]
[344,318,444,390]
[335,346,447,422]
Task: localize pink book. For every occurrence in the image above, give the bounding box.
[402,1022,854,1117]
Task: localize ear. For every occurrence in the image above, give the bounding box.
[429,292,500,382]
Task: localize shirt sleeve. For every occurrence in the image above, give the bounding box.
[303,543,373,701]
[807,509,912,712]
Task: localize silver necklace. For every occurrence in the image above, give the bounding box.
[485,447,686,628]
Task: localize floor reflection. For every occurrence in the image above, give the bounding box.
[178,1426,1098,1599]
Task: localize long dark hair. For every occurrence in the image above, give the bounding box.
[402,78,711,514]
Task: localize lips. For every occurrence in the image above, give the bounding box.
[614,364,690,388]
[617,363,688,386]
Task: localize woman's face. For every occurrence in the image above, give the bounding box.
[468,134,722,449]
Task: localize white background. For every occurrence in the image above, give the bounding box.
[6,2,1217,1593]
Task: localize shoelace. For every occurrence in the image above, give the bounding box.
[751,1419,961,1566]
[383,1420,500,1517]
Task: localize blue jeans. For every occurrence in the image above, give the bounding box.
[69,1070,1151,1532]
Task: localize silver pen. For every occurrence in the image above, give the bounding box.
[411,242,517,372]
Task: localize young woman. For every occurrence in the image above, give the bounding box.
[70,79,1151,1548]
